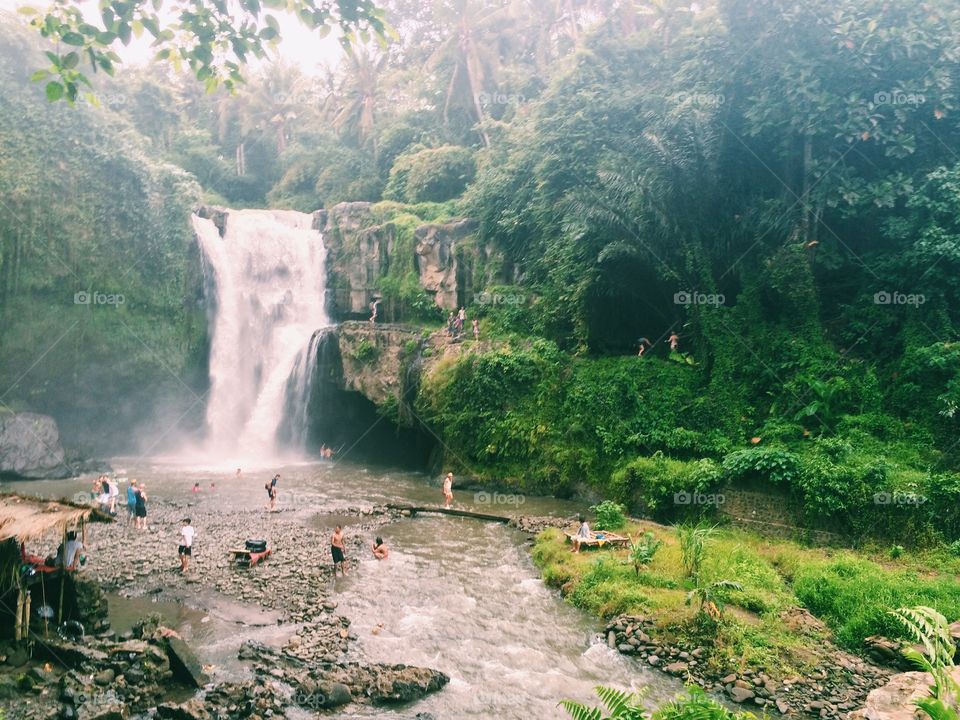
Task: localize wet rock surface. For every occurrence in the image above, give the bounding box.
[604,615,893,718]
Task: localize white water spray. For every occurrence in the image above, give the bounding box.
[192,209,329,463]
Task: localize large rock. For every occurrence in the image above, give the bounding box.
[165,636,209,688]
[848,668,960,720]
[0,412,70,478]
[336,322,424,407]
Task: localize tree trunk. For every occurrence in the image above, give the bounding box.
[802,135,813,244]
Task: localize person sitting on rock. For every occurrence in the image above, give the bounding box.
[372,536,389,560]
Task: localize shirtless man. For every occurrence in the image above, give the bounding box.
[331,525,348,576]
[442,472,454,508]
[372,536,389,559]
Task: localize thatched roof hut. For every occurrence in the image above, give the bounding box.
[0,493,112,542]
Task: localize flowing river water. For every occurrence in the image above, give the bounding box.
[3,459,687,719]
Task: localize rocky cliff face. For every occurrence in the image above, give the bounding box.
[320,202,503,319]
[0,412,70,478]
[336,321,424,409]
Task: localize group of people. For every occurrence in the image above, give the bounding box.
[637,332,681,357]
[92,474,119,515]
[447,307,480,341]
[319,444,337,459]
[329,525,390,577]
[126,480,149,530]
[327,471,454,575]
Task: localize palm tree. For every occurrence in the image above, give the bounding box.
[329,46,389,151]
[426,0,514,146]
[634,0,692,49]
[685,580,743,621]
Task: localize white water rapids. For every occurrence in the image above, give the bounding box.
[192,209,329,463]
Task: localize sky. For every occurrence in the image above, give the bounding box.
[0,0,349,74]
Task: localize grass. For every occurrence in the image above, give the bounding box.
[532,521,960,679]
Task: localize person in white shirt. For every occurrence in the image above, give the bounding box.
[53,531,84,569]
[178,518,195,572]
[108,478,119,515]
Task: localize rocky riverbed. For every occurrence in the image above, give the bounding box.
[0,499,453,720]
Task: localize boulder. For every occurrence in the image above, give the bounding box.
[0,412,70,478]
[728,687,756,704]
[848,669,960,720]
[165,636,209,688]
[156,698,211,720]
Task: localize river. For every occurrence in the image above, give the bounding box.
[2,458,687,719]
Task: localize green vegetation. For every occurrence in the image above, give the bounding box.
[533,523,960,678]
[628,532,662,576]
[22,0,387,101]
[591,501,627,531]
[560,685,756,720]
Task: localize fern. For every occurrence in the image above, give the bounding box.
[559,685,650,720]
[890,606,960,718]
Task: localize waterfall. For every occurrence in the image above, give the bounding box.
[192,209,330,462]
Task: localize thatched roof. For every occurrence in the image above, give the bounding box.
[0,493,112,542]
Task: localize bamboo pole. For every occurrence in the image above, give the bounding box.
[14,585,23,642]
[57,526,66,625]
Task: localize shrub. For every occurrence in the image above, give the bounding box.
[384,145,476,203]
[352,339,378,363]
[591,500,627,530]
[722,447,801,486]
[612,455,723,519]
[628,532,663,575]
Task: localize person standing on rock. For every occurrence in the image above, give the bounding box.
[331,525,348,576]
[266,474,280,511]
[126,480,138,525]
[135,483,148,531]
[108,477,119,515]
[178,518,195,573]
[442,472,454,508]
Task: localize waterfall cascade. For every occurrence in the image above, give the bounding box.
[192,209,330,462]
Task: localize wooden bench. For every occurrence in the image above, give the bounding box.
[564,530,630,549]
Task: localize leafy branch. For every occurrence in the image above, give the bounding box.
[20,0,393,103]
